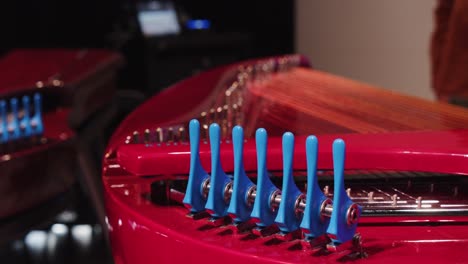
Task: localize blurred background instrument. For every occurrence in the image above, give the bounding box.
[0,49,122,263]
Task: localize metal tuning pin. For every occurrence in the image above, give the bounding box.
[178,127,186,143]
[132,131,140,144]
[300,136,331,238]
[167,127,174,143]
[155,127,163,143]
[21,96,32,137]
[250,128,280,227]
[274,132,303,233]
[183,119,210,213]
[0,100,7,143]
[9,98,20,140]
[144,129,151,144]
[32,93,43,135]
[205,123,231,218]
[326,139,361,244]
[227,126,255,222]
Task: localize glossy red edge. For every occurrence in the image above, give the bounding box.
[116,130,468,177]
[0,49,122,98]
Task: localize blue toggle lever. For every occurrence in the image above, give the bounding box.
[183,119,210,213]
[250,128,279,227]
[326,139,362,244]
[205,123,231,217]
[21,96,32,137]
[274,132,303,233]
[32,93,43,135]
[300,136,330,238]
[227,126,255,222]
[0,100,7,143]
[9,98,20,140]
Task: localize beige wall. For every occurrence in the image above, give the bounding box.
[296,0,436,100]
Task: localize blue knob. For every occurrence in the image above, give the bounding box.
[9,98,20,140]
[326,139,361,244]
[274,132,303,233]
[300,135,330,238]
[0,100,7,143]
[21,96,32,137]
[227,126,255,222]
[32,93,43,135]
[250,128,279,227]
[205,123,231,217]
[183,119,210,213]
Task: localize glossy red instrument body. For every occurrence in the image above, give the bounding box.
[103,55,468,263]
[0,49,122,234]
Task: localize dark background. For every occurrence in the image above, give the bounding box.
[0,1,294,263]
[1,0,294,95]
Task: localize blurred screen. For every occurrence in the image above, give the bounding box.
[138,1,180,37]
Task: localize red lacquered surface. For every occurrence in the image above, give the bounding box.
[103,55,468,263]
[104,174,468,264]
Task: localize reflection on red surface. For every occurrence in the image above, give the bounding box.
[104,174,468,263]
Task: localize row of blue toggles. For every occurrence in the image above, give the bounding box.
[183,119,361,244]
[0,93,43,143]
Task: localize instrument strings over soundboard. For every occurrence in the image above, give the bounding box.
[122,55,468,146]
[244,67,468,135]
